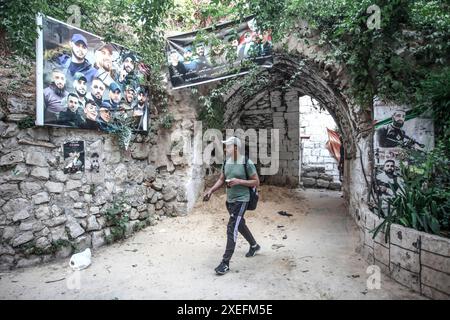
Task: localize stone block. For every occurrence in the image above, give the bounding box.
[328,182,341,190]
[130,143,149,160]
[12,209,30,222]
[50,225,68,242]
[421,284,450,300]
[86,215,101,231]
[25,152,48,167]
[19,221,33,231]
[92,231,105,249]
[390,244,420,273]
[66,217,85,239]
[373,242,390,266]
[129,208,140,220]
[30,167,49,180]
[318,173,333,181]
[0,183,20,199]
[421,232,450,257]
[34,206,50,220]
[32,192,49,205]
[301,177,316,188]
[389,224,420,253]
[12,231,34,247]
[66,180,82,191]
[316,179,330,188]
[304,171,319,178]
[390,262,420,292]
[421,250,450,274]
[0,150,24,166]
[16,257,42,268]
[44,181,64,193]
[421,265,450,294]
[43,216,67,228]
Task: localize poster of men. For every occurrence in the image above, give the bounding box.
[166,16,273,89]
[36,15,149,132]
[373,103,434,207]
[63,141,85,174]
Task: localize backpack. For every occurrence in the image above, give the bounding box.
[223,157,259,211]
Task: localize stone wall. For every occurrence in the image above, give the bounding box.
[300,166,341,190]
[357,205,450,300]
[0,60,203,270]
[344,136,450,300]
[0,126,185,269]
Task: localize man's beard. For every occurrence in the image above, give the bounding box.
[52,83,65,96]
[101,62,112,72]
[72,49,85,61]
[76,89,86,97]
[86,113,96,121]
[393,120,404,128]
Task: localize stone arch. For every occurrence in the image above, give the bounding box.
[222,52,371,160]
[220,31,374,198]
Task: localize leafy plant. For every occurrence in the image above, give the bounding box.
[17,116,36,129]
[104,197,130,243]
[159,111,175,129]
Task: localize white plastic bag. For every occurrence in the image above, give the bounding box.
[69,248,92,271]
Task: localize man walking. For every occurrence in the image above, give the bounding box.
[204,137,261,275]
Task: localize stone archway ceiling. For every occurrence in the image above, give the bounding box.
[222,50,373,159]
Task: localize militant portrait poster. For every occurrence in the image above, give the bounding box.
[166,16,273,89]
[36,15,150,132]
[373,102,434,210]
[63,141,85,174]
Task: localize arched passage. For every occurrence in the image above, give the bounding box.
[221,51,372,198]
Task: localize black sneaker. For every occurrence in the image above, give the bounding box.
[246,244,261,257]
[215,261,230,275]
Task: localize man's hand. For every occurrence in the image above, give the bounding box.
[226,178,241,187]
[203,189,213,201]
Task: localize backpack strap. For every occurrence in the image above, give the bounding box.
[244,156,249,180]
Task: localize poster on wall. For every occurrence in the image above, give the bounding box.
[35,14,149,132]
[373,103,434,209]
[63,141,85,174]
[166,16,273,89]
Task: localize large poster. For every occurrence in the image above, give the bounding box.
[36,15,149,132]
[373,104,434,209]
[166,16,273,89]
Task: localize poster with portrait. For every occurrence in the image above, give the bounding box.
[373,102,434,208]
[63,141,85,174]
[35,14,150,132]
[166,16,273,89]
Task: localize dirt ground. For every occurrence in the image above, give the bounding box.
[0,186,424,300]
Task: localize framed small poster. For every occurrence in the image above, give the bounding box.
[63,141,85,174]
